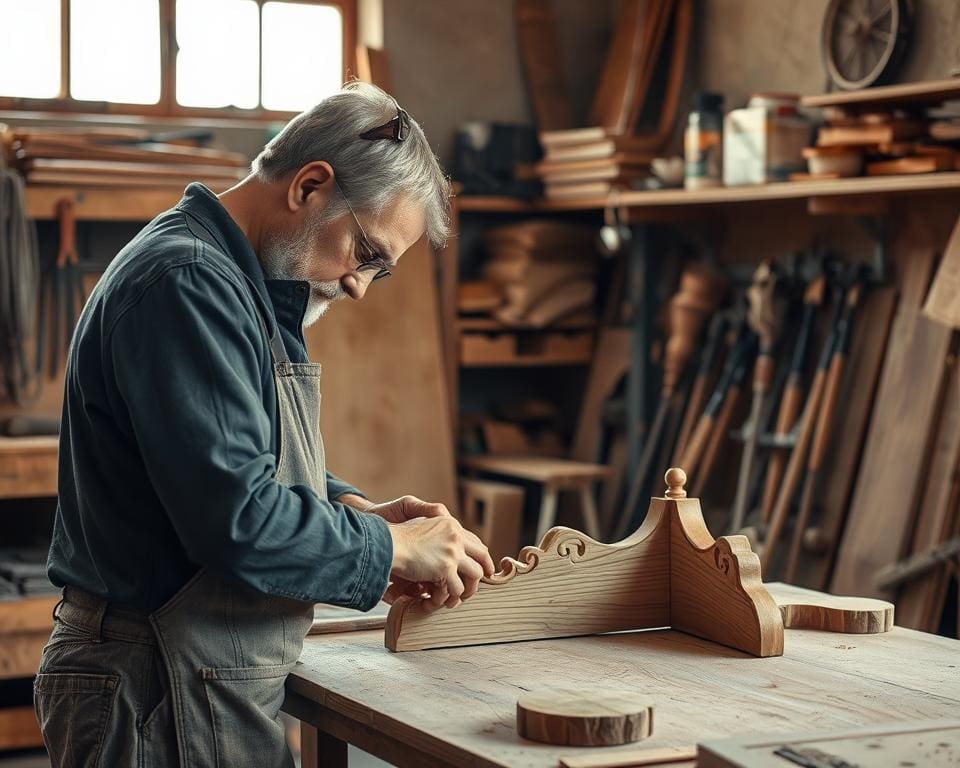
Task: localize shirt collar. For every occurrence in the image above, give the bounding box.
[176,183,311,346]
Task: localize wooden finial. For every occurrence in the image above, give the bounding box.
[665,468,687,498]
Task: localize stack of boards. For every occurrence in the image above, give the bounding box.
[798,80,960,180]
[461,221,597,327]
[536,129,654,200]
[0,125,248,190]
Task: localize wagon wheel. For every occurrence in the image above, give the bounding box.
[821,0,913,91]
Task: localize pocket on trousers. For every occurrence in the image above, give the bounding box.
[34,672,120,768]
[201,664,293,768]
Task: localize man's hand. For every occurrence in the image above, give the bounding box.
[367,495,453,524]
[387,516,495,612]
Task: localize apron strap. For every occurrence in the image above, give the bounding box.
[240,274,291,365]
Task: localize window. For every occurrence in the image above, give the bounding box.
[0,0,356,118]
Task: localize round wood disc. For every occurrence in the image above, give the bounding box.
[516,690,653,746]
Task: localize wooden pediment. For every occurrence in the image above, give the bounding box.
[386,469,784,657]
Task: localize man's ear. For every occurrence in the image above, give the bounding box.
[286,161,335,213]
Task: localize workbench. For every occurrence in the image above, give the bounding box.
[282,583,960,768]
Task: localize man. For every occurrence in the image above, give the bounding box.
[35,82,494,768]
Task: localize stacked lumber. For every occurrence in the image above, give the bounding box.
[0,125,248,190]
[801,100,960,179]
[532,0,691,199]
[473,220,597,327]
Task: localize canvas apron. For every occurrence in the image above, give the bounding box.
[148,294,326,768]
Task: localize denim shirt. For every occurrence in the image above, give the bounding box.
[47,183,393,613]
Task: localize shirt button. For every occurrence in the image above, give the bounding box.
[297,284,307,294]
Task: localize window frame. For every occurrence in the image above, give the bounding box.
[0,0,357,119]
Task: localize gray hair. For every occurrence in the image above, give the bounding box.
[253,81,451,248]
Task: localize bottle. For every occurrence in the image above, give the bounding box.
[685,92,724,190]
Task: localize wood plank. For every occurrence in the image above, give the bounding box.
[698,719,960,768]
[0,595,59,633]
[796,286,897,590]
[802,78,960,110]
[589,0,647,134]
[571,328,631,463]
[832,248,954,598]
[0,706,43,751]
[304,237,457,508]
[924,213,960,328]
[896,358,960,630]
[514,0,571,131]
[0,437,59,498]
[0,632,49,680]
[26,185,185,221]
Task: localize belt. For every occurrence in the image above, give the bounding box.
[56,586,156,644]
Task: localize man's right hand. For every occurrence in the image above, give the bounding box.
[387,516,495,612]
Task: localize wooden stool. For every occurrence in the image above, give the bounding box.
[461,456,611,541]
[459,478,524,562]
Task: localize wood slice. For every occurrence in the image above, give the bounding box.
[516,690,653,746]
[775,593,894,634]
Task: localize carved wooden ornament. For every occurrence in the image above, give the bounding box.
[385,468,784,656]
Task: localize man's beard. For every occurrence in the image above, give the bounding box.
[260,217,346,328]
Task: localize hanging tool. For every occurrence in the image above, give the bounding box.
[730,261,781,533]
[690,334,756,499]
[0,152,40,403]
[677,310,750,483]
[618,264,720,539]
[673,312,726,464]
[46,197,87,378]
[784,277,865,582]
[759,275,826,526]
[761,285,845,574]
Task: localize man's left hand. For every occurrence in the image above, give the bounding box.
[364,495,453,524]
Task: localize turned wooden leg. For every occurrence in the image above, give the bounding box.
[536,484,559,542]
[578,483,602,540]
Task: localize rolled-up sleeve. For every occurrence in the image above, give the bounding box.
[108,260,392,610]
[325,470,365,501]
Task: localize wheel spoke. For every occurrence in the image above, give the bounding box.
[869,26,891,42]
[870,2,892,26]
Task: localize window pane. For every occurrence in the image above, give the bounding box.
[176,0,259,109]
[262,2,342,112]
[0,0,60,98]
[70,0,161,104]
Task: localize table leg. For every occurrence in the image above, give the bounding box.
[536,484,559,541]
[578,483,602,540]
[300,722,348,768]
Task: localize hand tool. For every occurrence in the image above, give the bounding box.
[48,197,87,377]
[673,312,726,464]
[784,277,864,582]
[761,285,845,574]
[759,275,826,526]
[730,261,781,532]
[677,311,751,487]
[690,333,755,499]
[619,264,720,537]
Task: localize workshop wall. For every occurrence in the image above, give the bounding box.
[384,0,618,166]
[700,0,960,109]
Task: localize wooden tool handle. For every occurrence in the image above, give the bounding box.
[809,354,846,471]
[56,197,78,267]
[678,411,713,479]
[691,383,741,498]
[663,266,721,395]
[753,351,775,393]
[761,368,827,572]
[673,374,707,465]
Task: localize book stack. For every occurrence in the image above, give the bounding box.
[478,220,598,326]
[0,125,249,190]
[535,128,654,200]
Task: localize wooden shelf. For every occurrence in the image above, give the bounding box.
[460,329,593,368]
[0,437,58,500]
[801,78,960,110]
[23,172,960,223]
[0,706,43,751]
[26,184,186,221]
[456,173,960,214]
[0,595,58,682]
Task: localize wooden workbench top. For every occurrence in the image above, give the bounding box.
[285,584,960,768]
